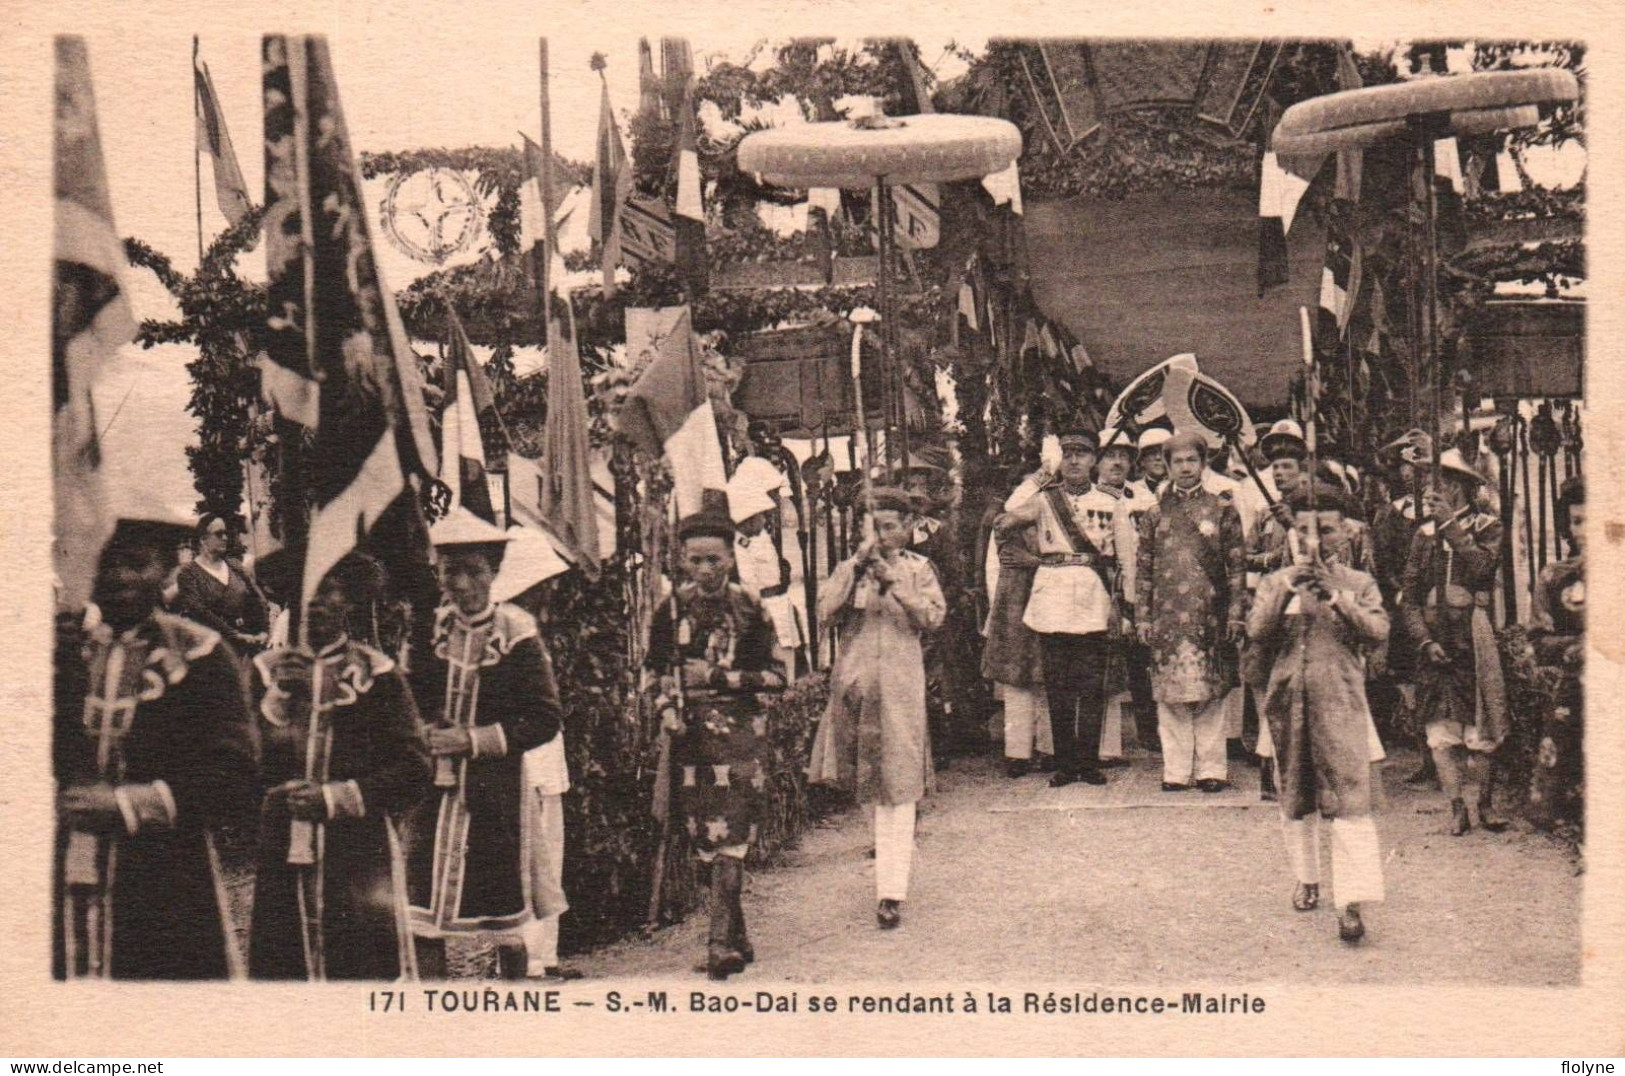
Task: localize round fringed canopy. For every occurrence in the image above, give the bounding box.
[1273,69,1578,157]
[737,114,1022,190]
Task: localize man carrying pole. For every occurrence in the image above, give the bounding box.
[1248,482,1390,943]
[809,487,946,929]
[646,498,786,978]
[248,551,430,980]
[1398,448,1510,836]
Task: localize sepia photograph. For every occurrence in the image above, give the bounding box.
[4,4,1619,1059]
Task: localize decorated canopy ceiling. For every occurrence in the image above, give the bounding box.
[1024,188,1324,412]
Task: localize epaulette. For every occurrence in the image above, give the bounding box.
[1098,484,1122,500]
[492,602,541,652]
[348,640,398,678]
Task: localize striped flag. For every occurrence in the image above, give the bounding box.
[53,36,136,610]
[615,306,727,515]
[637,38,662,119]
[1433,135,1469,253]
[536,319,602,579]
[193,41,256,245]
[588,71,631,297]
[438,310,508,524]
[1258,90,1318,295]
[519,133,570,300]
[892,40,942,244]
[259,35,438,620]
[671,75,708,297]
[1319,232,1361,337]
[1333,44,1364,202]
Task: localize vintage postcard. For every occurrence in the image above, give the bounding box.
[1,0,1621,1059]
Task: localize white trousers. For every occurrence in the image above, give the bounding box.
[873,802,917,902]
[1158,698,1230,783]
[1280,812,1385,910]
[521,790,568,974]
[1101,692,1134,758]
[1002,686,1054,760]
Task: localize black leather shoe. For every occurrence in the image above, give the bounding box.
[1048,771,1078,789]
[707,945,746,980]
[1076,769,1108,785]
[1478,792,1510,833]
[1198,779,1230,794]
[877,899,902,930]
[1004,758,1031,779]
[1161,781,1191,792]
[1338,905,1366,943]
[1292,883,1320,912]
[1404,759,1439,789]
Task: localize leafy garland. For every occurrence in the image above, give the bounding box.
[123,206,271,522]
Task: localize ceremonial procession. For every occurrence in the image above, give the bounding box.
[46,29,1589,998]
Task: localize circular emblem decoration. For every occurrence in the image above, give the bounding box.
[380,168,483,265]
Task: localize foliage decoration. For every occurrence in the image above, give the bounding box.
[122,206,271,522]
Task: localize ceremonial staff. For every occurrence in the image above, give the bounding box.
[1300,306,1322,557]
[848,307,881,526]
[63,654,136,977]
[646,495,686,931]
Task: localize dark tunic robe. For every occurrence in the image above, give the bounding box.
[911,513,985,753]
[1397,508,1508,745]
[980,527,1045,688]
[53,610,259,979]
[1248,563,1390,819]
[405,603,559,938]
[174,559,268,650]
[1134,484,1248,704]
[1370,495,1423,680]
[248,637,430,979]
[1528,556,1584,825]
[646,582,785,853]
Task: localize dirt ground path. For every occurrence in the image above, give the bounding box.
[573,751,1582,987]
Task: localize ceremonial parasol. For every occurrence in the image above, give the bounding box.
[738,114,1022,469]
[1272,68,1578,487]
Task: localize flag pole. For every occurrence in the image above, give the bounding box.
[192,36,205,267]
[1300,305,1321,559]
[594,57,618,299]
[537,39,558,349]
